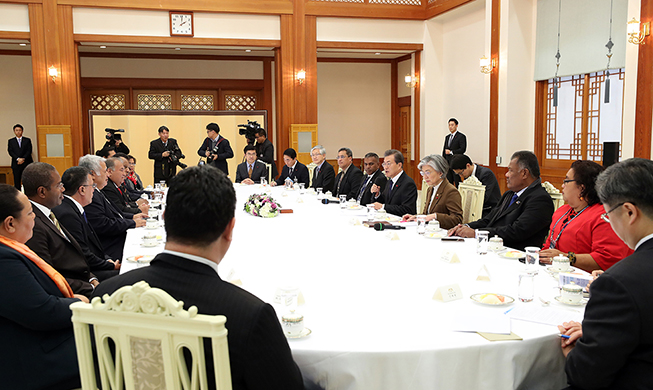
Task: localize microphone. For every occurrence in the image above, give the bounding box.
[373,223,405,231]
[374,176,386,186]
[321,199,339,204]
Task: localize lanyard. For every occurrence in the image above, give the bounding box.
[548,205,589,249]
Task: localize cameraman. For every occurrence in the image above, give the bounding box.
[102,133,130,154]
[148,125,184,184]
[198,122,233,175]
[255,128,278,179]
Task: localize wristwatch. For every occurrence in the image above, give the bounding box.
[568,252,577,265]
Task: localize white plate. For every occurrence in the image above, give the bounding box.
[145,225,160,230]
[346,205,364,211]
[125,255,155,264]
[499,250,525,260]
[546,266,576,274]
[424,231,446,239]
[140,242,160,248]
[554,296,588,306]
[470,293,515,306]
[286,327,312,339]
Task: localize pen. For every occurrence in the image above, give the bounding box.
[558,334,570,339]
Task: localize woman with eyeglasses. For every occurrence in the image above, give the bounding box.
[0,184,86,389]
[401,154,463,229]
[539,160,632,272]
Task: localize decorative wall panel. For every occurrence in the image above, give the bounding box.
[90,94,126,110]
[225,95,257,111]
[137,94,172,111]
[181,94,214,111]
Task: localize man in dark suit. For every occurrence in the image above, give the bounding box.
[333,147,363,200]
[235,145,268,184]
[148,125,184,184]
[451,154,502,217]
[558,158,653,389]
[357,152,387,205]
[102,157,149,216]
[198,122,234,176]
[372,149,417,216]
[255,128,278,179]
[271,148,310,187]
[310,145,335,191]
[442,118,467,184]
[448,151,554,251]
[79,154,146,260]
[22,162,98,297]
[94,165,305,390]
[7,123,33,189]
[53,166,119,281]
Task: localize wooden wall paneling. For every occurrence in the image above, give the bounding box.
[82,88,131,154]
[317,57,393,64]
[59,0,294,15]
[305,1,425,20]
[305,15,318,124]
[132,89,178,110]
[79,52,272,62]
[28,3,49,128]
[533,80,547,164]
[263,58,274,144]
[0,31,31,40]
[274,48,283,168]
[488,0,499,173]
[391,60,398,151]
[425,0,475,19]
[293,0,307,124]
[317,41,423,51]
[74,34,280,48]
[414,50,421,163]
[0,49,31,56]
[176,89,218,110]
[277,15,294,165]
[634,0,653,158]
[81,78,264,90]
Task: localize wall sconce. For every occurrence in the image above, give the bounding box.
[480,56,495,74]
[627,17,650,45]
[296,69,306,85]
[404,74,417,88]
[48,66,58,82]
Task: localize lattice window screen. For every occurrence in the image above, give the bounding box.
[225,95,257,111]
[90,94,126,110]
[137,94,172,111]
[370,0,421,5]
[310,0,364,2]
[181,95,214,111]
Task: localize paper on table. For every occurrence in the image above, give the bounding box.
[451,312,511,335]
[506,304,583,326]
[477,332,523,341]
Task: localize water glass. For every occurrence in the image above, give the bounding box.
[339,195,347,208]
[524,246,540,274]
[317,188,323,199]
[260,177,267,186]
[518,272,534,302]
[416,215,427,234]
[476,230,489,255]
[366,204,376,222]
[299,183,306,195]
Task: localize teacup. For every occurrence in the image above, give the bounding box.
[552,255,571,271]
[146,218,158,229]
[561,282,583,304]
[489,235,503,251]
[142,233,157,246]
[426,220,440,232]
[281,311,304,337]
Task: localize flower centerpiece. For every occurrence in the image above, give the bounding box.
[244,194,282,218]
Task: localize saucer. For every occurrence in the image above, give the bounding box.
[554,296,588,306]
[125,255,155,264]
[470,293,515,306]
[286,328,312,339]
[145,225,159,230]
[499,250,525,260]
[546,266,576,274]
[140,242,160,248]
[424,231,446,239]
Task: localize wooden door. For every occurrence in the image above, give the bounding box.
[37,125,74,175]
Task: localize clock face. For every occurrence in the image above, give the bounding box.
[170,12,193,37]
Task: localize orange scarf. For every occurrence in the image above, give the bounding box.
[0,235,74,298]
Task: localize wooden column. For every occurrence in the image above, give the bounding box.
[29,0,83,167]
[488,0,500,172]
[634,0,653,159]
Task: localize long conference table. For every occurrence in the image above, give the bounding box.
[120,184,580,389]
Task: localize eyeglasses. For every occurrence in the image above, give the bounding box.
[382,162,394,167]
[336,155,349,160]
[420,170,434,177]
[562,179,576,184]
[601,202,625,223]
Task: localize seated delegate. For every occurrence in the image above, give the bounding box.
[402,154,463,229]
[539,160,632,272]
[0,184,86,390]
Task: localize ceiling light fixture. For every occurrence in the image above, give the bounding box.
[99,45,107,49]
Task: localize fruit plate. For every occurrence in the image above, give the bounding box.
[470,293,515,306]
[125,255,155,264]
[499,250,525,260]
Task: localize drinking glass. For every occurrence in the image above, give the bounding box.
[339,195,347,209]
[524,246,540,274]
[299,183,306,195]
[518,272,534,302]
[476,230,489,255]
[416,215,427,234]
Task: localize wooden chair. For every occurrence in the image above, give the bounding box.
[417,178,429,215]
[458,176,486,224]
[306,162,317,187]
[541,181,565,211]
[71,281,232,390]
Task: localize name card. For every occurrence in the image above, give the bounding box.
[433,284,463,302]
[476,264,491,281]
[386,232,400,241]
[440,251,461,263]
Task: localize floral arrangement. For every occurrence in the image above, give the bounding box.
[244,194,281,218]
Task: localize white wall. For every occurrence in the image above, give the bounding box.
[317,62,391,158]
[0,55,37,165]
[317,17,424,43]
[0,3,29,31]
[80,57,263,79]
[73,8,280,40]
[398,59,412,98]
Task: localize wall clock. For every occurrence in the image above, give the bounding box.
[170,11,194,37]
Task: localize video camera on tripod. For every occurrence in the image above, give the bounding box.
[238,120,263,145]
[105,128,125,144]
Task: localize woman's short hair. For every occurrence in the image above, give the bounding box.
[0,184,23,223]
[418,154,449,177]
[570,160,604,206]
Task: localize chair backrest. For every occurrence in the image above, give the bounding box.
[541,181,565,211]
[417,178,428,214]
[458,178,486,224]
[71,281,232,390]
[306,162,317,187]
[261,161,273,183]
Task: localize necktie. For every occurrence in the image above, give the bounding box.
[49,212,62,232]
[82,211,88,223]
[506,193,519,210]
[358,176,372,201]
[387,181,395,200]
[17,138,21,148]
[448,134,453,148]
[337,172,345,194]
[289,167,294,177]
[248,164,253,178]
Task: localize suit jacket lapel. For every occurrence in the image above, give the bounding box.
[33,205,68,242]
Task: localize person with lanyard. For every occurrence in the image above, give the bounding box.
[539,160,632,272]
[0,183,86,390]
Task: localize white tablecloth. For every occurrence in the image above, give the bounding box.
[121,184,580,390]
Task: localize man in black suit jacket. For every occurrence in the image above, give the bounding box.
[442,118,467,184]
[272,148,310,187]
[255,128,278,179]
[451,154,502,217]
[148,125,184,184]
[22,162,98,297]
[198,122,234,175]
[357,152,387,205]
[558,158,653,389]
[372,149,417,216]
[79,154,146,260]
[235,145,268,184]
[449,151,554,251]
[7,124,33,189]
[94,165,305,390]
[53,166,119,281]
[102,157,148,216]
[310,145,335,191]
[333,147,363,200]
